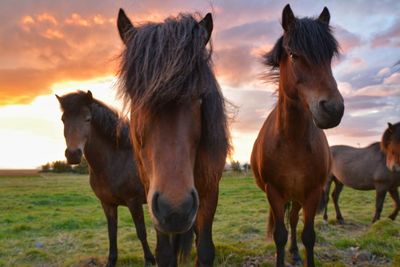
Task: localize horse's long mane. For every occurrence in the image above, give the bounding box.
[263,16,339,82]
[58,91,131,149]
[117,13,231,161]
[381,122,400,152]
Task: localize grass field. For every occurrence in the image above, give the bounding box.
[0,173,399,267]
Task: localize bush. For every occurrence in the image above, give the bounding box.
[73,157,89,174]
[40,163,51,172]
[51,161,73,173]
[230,160,242,173]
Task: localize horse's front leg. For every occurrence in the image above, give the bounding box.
[289,201,302,266]
[301,188,321,267]
[155,230,177,267]
[373,187,387,223]
[101,202,118,267]
[266,185,288,267]
[127,201,156,266]
[194,187,219,267]
[388,187,400,220]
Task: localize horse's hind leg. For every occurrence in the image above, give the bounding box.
[388,187,399,220]
[194,187,218,267]
[289,202,303,266]
[331,177,344,224]
[127,202,156,266]
[322,175,333,221]
[266,185,288,267]
[101,202,118,267]
[301,188,321,267]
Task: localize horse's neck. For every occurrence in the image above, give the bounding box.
[84,126,112,170]
[276,87,314,139]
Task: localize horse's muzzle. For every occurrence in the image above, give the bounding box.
[314,99,344,129]
[65,148,82,165]
[151,189,199,234]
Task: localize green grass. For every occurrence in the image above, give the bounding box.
[0,173,399,266]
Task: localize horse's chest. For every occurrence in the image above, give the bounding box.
[90,175,127,204]
[263,145,329,198]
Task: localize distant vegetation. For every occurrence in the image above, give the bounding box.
[228,160,251,174]
[41,158,89,174]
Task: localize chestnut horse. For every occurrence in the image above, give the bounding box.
[251,5,344,267]
[322,122,400,224]
[57,91,155,267]
[116,9,230,267]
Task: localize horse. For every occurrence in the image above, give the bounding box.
[251,5,344,267]
[116,9,230,267]
[322,122,400,224]
[56,91,155,267]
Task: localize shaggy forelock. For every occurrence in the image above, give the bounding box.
[118,13,214,113]
[263,16,339,82]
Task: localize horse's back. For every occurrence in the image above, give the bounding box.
[331,143,386,190]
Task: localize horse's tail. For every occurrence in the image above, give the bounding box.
[177,228,194,262]
[267,202,291,239]
[267,208,274,239]
[317,174,333,214]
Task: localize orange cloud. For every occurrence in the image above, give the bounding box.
[37,13,58,25]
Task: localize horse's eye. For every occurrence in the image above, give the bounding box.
[85,117,91,122]
[289,52,298,60]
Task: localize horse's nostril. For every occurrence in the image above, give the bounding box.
[319,100,329,113]
[152,191,160,214]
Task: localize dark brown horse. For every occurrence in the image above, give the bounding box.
[251,5,344,267]
[322,122,400,224]
[56,91,155,267]
[116,9,230,267]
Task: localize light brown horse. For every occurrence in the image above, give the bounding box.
[322,122,400,224]
[251,5,344,267]
[57,91,155,267]
[116,9,230,267]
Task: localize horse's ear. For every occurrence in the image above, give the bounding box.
[86,90,93,103]
[318,7,330,25]
[282,4,295,31]
[199,13,213,45]
[388,122,394,133]
[55,94,61,103]
[117,8,135,45]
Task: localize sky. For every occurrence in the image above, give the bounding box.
[0,0,399,169]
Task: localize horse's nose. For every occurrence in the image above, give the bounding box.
[151,189,198,233]
[317,99,344,128]
[65,148,82,164]
[319,100,344,119]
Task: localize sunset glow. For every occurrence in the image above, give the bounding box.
[1,1,399,169]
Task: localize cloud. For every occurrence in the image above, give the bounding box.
[0,8,121,105]
[371,18,400,48]
[334,26,362,53]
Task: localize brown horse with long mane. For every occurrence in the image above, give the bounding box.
[251,5,344,267]
[322,122,400,224]
[57,91,155,267]
[116,9,230,267]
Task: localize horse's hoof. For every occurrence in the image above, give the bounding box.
[145,256,156,266]
[106,261,116,267]
[290,253,303,266]
[338,218,345,225]
[388,214,397,220]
